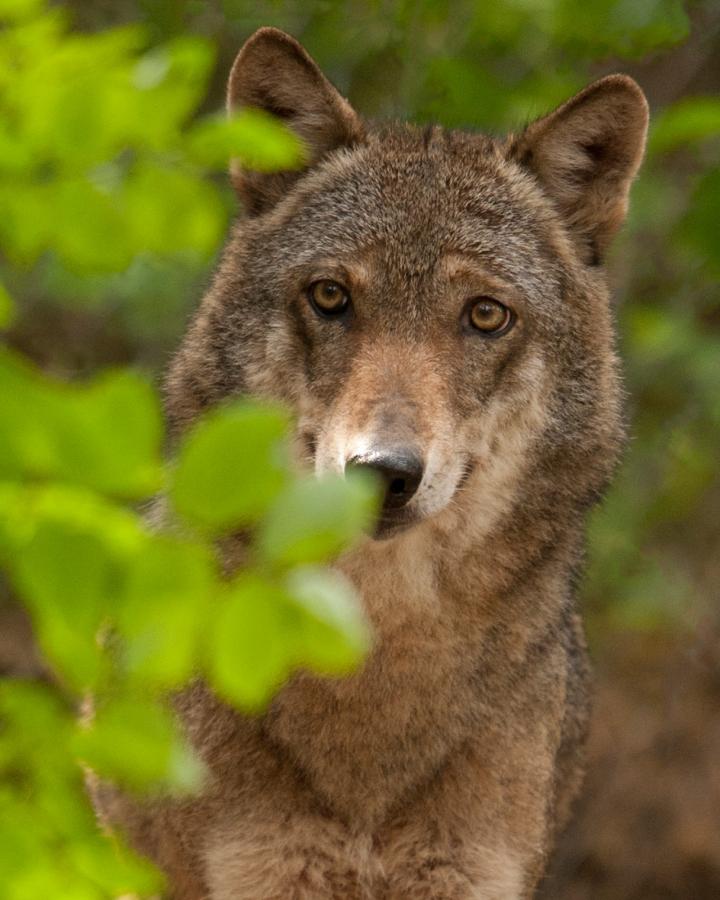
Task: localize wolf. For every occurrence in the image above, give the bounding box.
[92,27,648,899]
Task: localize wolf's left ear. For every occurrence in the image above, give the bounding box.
[227,27,363,214]
[509,75,649,264]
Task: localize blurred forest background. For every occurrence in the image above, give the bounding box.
[1,0,719,897]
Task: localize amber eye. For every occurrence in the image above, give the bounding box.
[468,297,513,335]
[308,279,350,317]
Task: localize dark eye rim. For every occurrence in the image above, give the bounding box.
[464,296,516,337]
[306,279,351,318]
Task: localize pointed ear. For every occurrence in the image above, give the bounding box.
[509,75,649,264]
[227,27,364,214]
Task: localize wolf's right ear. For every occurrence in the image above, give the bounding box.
[227,28,363,214]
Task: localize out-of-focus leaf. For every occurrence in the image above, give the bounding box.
[188,107,307,170]
[0,349,163,496]
[286,566,370,673]
[119,535,217,687]
[681,167,720,276]
[210,566,370,711]
[211,573,293,710]
[258,471,379,566]
[0,280,14,327]
[650,96,720,155]
[0,482,144,686]
[74,697,203,793]
[170,401,290,530]
[52,369,164,497]
[0,681,165,898]
[123,160,227,260]
[0,0,44,21]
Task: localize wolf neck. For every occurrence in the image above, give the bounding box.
[266,500,580,829]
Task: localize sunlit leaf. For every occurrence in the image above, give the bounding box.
[170,401,290,530]
[210,573,293,710]
[118,535,217,687]
[258,471,379,566]
[286,565,370,673]
[188,107,307,171]
[0,349,163,496]
[74,697,203,793]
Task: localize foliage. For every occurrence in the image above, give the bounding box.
[0,1,371,896]
[0,0,718,897]
[0,345,375,898]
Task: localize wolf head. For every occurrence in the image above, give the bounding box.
[166,28,648,541]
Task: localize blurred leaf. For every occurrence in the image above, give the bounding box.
[681,166,720,276]
[122,160,227,260]
[73,696,204,793]
[286,565,370,673]
[211,573,294,710]
[210,568,369,710]
[170,401,290,530]
[0,681,164,898]
[0,280,15,327]
[188,107,307,170]
[258,471,379,566]
[650,96,720,155]
[118,535,217,687]
[0,0,44,21]
[0,482,143,686]
[0,349,163,496]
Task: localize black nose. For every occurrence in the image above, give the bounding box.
[347,449,424,511]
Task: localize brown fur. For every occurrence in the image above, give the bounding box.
[92,28,648,898]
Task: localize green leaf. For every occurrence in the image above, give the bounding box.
[0,349,163,496]
[0,681,165,897]
[286,566,370,674]
[188,107,307,171]
[0,482,144,686]
[210,568,370,711]
[118,535,217,687]
[170,401,290,531]
[10,524,118,687]
[0,0,44,21]
[0,281,15,328]
[123,160,226,259]
[211,573,294,710]
[258,471,379,566]
[50,369,164,497]
[73,697,204,793]
[650,96,720,155]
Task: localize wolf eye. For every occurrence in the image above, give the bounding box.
[308,280,350,317]
[468,298,513,336]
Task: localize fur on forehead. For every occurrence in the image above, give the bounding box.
[228,28,647,267]
[235,132,568,307]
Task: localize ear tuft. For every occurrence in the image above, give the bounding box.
[227,28,363,214]
[509,75,649,264]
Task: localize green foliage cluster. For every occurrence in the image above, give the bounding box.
[0,1,373,896]
[0,356,374,897]
[0,0,718,896]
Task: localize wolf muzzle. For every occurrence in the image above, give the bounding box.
[346,447,424,535]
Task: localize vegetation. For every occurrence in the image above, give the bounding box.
[0,0,718,896]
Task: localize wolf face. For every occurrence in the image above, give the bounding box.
[166,28,647,543]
